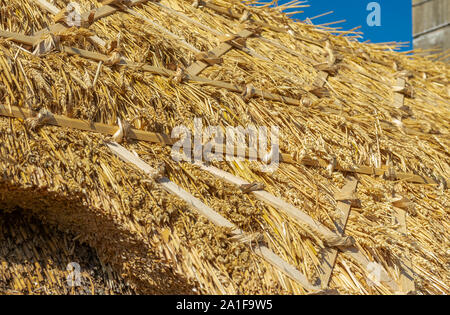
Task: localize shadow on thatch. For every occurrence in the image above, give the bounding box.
[0,209,137,294]
[0,184,196,295]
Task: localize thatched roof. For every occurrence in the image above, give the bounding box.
[0,0,448,294]
[0,209,135,294]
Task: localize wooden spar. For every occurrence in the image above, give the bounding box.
[13,1,312,104]
[299,156,446,186]
[317,179,358,287]
[34,0,59,15]
[37,0,201,53]
[32,0,148,47]
[0,104,445,186]
[393,78,406,109]
[0,30,36,46]
[66,45,300,105]
[199,1,341,75]
[195,163,352,247]
[0,105,174,145]
[313,71,329,88]
[186,29,254,76]
[392,207,416,294]
[33,0,148,39]
[389,75,416,294]
[0,28,303,106]
[186,73,300,105]
[149,0,268,62]
[106,142,320,291]
[194,163,400,291]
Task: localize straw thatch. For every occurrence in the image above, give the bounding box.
[0,209,135,294]
[0,0,449,294]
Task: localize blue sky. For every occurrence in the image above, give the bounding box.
[269,0,413,51]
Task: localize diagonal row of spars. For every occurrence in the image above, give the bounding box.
[4,0,339,104]
[0,0,416,293]
[2,0,438,186]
